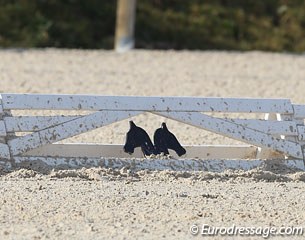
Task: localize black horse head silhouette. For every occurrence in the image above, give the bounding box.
[154,122,186,157]
[123,121,156,156]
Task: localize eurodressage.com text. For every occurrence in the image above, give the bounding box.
[190,224,304,238]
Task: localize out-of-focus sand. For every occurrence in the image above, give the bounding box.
[0,49,305,239]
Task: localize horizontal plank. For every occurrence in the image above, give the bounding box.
[22,144,258,159]
[13,157,305,172]
[1,94,293,113]
[155,112,303,159]
[8,111,142,156]
[0,121,6,137]
[293,104,305,119]
[0,143,10,159]
[4,115,298,136]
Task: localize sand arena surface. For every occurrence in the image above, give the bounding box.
[0,49,305,239]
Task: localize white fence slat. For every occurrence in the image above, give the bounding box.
[4,116,82,132]
[293,104,305,119]
[297,126,305,141]
[8,110,142,156]
[230,119,297,136]
[0,121,6,137]
[155,111,303,159]
[0,95,3,115]
[22,144,257,159]
[1,94,293,113]
[0,143,10,159]
[4,116,297,135]
[281,113,299,148]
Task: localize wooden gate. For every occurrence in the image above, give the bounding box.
[0,94,305,171]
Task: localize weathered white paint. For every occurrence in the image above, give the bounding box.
[0,143,10,159]
[13,157,305,172]
[155,111,303,159]
[293,104,305,119]
[4,116,82,132]
[0,121,6,137]
[1,94,293,113]
[8,111,142,156]
[295,122,305,150]
[0,94,3,115]
[229,119,297,136]
[297,126,305,141]
[282,114,304,164]
[22,144,257,159]
[1,93,305,171]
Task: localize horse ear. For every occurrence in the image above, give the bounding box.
[161,122,168,130]
[129,121,136,128]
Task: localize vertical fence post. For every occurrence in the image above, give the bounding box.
[0,94,12,169]
[115,0,137,52]
[290,105,305,164]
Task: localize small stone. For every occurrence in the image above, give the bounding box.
[197,212,203,217]
[178,192,188,197]
[87,226,94,232]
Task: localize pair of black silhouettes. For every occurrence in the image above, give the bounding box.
[124,121,186,157]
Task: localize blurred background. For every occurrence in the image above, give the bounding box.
[0,0,304,52]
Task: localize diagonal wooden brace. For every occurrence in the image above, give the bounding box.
[155,111,303,159]
[7,110,142,156]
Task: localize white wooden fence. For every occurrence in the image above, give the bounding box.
[0,93,305,171]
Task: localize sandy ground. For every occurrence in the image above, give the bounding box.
[0,49,305,239]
